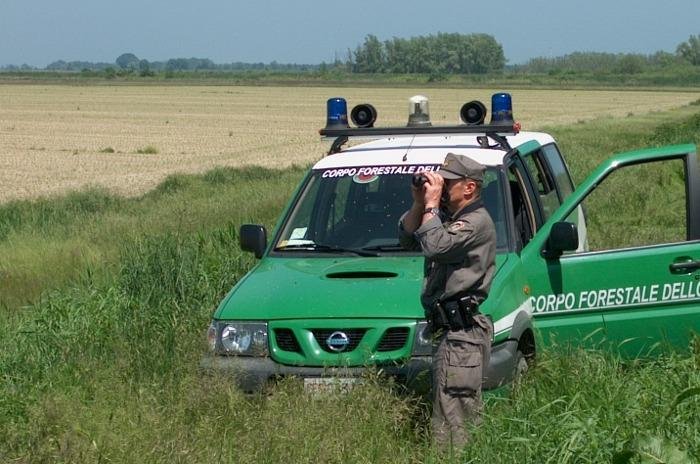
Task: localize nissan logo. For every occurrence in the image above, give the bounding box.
[326,331,350,352]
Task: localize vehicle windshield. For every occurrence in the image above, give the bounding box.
[275,166,507,254]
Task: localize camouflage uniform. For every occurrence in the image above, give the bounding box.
[399,154,496,450]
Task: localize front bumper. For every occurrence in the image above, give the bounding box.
[200,339,520,393]
[200,355,432,393]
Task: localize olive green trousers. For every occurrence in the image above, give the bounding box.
[431,314,493,450]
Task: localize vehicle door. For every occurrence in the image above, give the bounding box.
[507,143,604,346]
[521,144,700,355]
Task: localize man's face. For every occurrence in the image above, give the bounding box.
[441,177,477,212]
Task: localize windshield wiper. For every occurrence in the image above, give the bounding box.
[275,243,379,257]
[361,244,406,252]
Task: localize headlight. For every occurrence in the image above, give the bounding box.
[210,321,268,356]
[411,320,432,356]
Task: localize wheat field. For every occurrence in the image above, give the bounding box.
[0,84,697,203]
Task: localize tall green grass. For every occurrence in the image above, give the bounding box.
[1,106,700,463]
[3,227,697,463]
[0,166,306,311]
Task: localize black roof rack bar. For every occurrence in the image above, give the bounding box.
[319,123,520,138]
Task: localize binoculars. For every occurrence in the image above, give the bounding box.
[412,174,428,188]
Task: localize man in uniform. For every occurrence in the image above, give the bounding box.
[398,153,496,451]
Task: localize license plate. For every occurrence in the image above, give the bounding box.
[303,377,359,393]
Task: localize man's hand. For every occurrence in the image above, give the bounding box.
[423,172,444,208]
[411,182,425,207]
[404,172,444,234]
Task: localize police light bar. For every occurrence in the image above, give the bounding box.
[320,92,520,138]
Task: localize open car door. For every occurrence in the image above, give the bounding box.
[520,144,700,356]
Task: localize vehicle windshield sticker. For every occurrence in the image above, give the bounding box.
[318,164,440,179]
[289,227,307,240]
[531,281,700,314]
[353,173,379,184]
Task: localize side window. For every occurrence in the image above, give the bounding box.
[541,144,574,200]
[507,166,535,248]
[570,158,687,252]
[522,151,560,220]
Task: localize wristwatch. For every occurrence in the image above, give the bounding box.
[423,207,440,216]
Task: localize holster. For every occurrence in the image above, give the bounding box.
[430,295,480,332]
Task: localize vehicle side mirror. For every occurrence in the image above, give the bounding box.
[543,221,578,259]
[240,224,267,259]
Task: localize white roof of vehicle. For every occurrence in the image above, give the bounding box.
[313,131,555,169]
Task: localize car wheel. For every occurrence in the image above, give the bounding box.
[513,350,529,383]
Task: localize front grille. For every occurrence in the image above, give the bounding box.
[312,329,366,353]
[377,327,410,352]
[275,328,301,353]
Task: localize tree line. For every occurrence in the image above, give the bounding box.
[1,33,698,76]
[349,33,505,75]
[32,53,317,75]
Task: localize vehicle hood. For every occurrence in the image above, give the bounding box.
[216,254,509,320]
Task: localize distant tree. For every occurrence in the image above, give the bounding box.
[351,33,504,74]
[46,60,68,71]
[649,50,680,68]
[462,33,505,73]
[138,59,154,77]
[615,54,646,74]
[165,57,216,71]
[116,53,139,69]
[676,34,700,65]
[353,34,385,73]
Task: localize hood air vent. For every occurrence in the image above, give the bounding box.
[326,271,398,279]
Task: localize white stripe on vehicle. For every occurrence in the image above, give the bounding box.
[493,298,534,338]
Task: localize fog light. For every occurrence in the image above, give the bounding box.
[411,321,433,356]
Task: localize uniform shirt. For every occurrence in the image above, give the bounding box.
[399,200,497,311]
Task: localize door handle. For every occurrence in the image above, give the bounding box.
[669,260,700,273]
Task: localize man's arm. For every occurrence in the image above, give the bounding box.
[399,172,444,250]
[400,201,425,235]
[415,217,479,263]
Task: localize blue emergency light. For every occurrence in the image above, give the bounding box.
[490,92,514,124]
[324,97,350,130]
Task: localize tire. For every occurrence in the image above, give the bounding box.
[513,350,529,383]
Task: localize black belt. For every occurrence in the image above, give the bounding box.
[431,296,480,331]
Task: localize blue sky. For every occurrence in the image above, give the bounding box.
[1,0,698,67]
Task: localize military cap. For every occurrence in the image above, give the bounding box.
[437,153,485,182]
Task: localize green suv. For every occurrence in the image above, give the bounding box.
[202,94,700,392]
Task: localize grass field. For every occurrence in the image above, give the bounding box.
[1,84,698,202]
[1,86,700,463]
